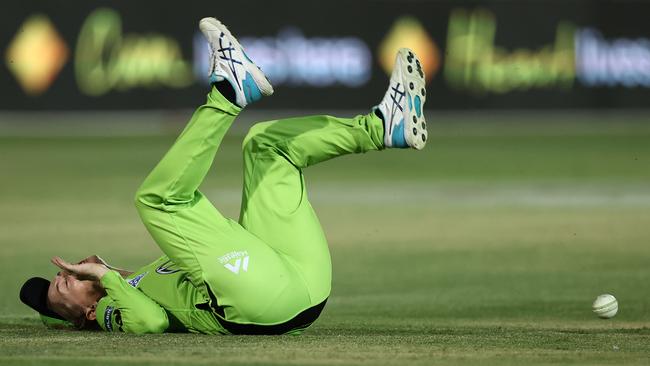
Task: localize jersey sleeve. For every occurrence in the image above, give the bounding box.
[95,270,169,334]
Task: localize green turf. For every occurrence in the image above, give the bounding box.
[1,116,649,365]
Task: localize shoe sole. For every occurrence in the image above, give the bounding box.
[396,48,427,150]
[199,17,274,97]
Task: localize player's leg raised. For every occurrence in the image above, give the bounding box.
[238,47,429,305]
[134,18,316,332]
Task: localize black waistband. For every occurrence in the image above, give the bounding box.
[214,298,328,335]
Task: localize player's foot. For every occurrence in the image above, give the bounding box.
[199,17,274,108]
[376,48,427,150]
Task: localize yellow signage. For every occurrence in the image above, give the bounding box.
[75,8,193,96]
[444,8,575,94]
[379,16,440,82]
[5,14,69,96]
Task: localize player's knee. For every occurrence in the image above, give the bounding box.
[133,188,148,209]
[242,122,273,155]
[134,183,199,214]
[133,183,160,210]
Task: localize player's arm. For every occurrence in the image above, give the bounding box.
[96,270,169,334]
[51,257,168,334]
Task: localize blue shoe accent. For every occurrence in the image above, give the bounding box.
[242,71,262,104]
[414,95,422,118]
[408,94,413,111]
[390,118,408,148]
[209,73,222,84]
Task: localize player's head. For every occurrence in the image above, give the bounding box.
[20,272,105,329]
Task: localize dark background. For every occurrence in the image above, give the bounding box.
[1,0,650,110]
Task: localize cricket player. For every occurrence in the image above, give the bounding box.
[19,17,428,334]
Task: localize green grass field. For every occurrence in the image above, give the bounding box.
[1,114,649,365]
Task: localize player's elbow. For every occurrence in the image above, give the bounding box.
[126,316,168,334]
[143,320,168,334]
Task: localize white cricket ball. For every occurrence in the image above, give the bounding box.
[592,294,618,319]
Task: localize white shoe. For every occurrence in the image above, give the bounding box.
[376,48,427,149]
[199,17,274,107]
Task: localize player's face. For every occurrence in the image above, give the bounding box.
[46,271,101,322]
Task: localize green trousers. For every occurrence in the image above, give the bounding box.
[134,88,384,325]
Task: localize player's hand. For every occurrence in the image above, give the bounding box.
[77,255,109,266]
[75,254,133,278]
[51,256,109,281]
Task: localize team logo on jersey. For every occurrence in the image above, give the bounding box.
[156,260,181,274]
[218,250,249,275]
[104,306,115,332]
[127,272,148,287]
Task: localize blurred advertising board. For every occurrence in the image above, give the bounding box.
[2,0,650,110]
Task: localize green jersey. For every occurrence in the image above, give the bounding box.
[96,256,225,334]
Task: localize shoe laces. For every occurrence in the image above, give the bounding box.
[215,33,243,89]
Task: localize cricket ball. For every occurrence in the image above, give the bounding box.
[592,294,618,319]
